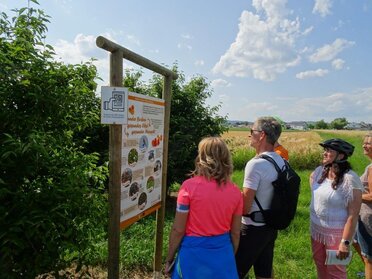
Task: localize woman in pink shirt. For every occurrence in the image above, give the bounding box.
[165,137,243,278]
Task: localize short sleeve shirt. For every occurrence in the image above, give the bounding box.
[242,152,285,226]
[177,176,243,236]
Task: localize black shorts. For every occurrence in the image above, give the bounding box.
[235,224,278,278]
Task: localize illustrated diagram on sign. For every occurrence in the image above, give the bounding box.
[139,135,149,152]
[121,168,132,187]
[104,90,125,111]
[138,192,147,210]
[129,182,140,201]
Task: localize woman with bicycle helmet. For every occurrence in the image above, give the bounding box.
[310,138,363,278]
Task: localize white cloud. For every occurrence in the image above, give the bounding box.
[309,38,355,63]
[234,102,279,119]
[288,89,372,121]
[194,60,205,66]
[213,0,302,82]
[53,33,134,86]
[331,58,345,70]
[210,75,372,121]
[312,0,332,17]
[54,34,99,63]
[181,34,192,39]
[211,79,232,88]
[295,68,329,79]
[218,94,230,103]
[302,26,314,36]
[177,43,192,50]
[228,88,372,122]
[126,35,141,46]
[333,20,344,31]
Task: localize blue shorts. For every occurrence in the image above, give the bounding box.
[356,218,372,260]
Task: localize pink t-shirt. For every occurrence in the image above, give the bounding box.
[177,176,243,236]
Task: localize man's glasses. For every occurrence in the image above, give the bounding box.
[250,129,263,135]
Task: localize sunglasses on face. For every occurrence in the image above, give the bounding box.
[250,129,263,135]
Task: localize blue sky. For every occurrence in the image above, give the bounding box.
[2,0,372,123]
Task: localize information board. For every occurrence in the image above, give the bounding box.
[119,91,164,229]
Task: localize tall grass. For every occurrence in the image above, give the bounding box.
[224,130,324,171]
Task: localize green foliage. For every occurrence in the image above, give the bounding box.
[330,117,348,130]
[0,6,108,277]
[231,148,256,170]
[123,68,228,184]
[230,147,322,171]
[289,149,323,170]
[307,123,315,129]
[314,119,329,129]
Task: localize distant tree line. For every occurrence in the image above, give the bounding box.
[228,117,363,131]
[307,117,349,130]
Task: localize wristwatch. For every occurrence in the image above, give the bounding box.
[341,239,350,246]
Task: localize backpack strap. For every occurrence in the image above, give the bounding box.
[259,154,283,173]
[253,154,282,216]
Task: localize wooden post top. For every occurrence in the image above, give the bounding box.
[96,36,178,80]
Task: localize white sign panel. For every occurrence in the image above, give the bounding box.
[120,92,165,227]
[101,86,128,124]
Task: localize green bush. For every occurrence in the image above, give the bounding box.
[0,5,108,277]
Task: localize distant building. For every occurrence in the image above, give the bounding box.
[345,122,362,130]
[286,121,308,130]
[346,122,372,130]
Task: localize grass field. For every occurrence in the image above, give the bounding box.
[88,130,370,278]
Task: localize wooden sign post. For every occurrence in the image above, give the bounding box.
[96,36,177,279]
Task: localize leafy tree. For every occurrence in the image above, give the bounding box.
[123,69,227,184]
[307,123,315,129]
[330,117,348,130]
[314,119,329,129]
[0,4,107,277]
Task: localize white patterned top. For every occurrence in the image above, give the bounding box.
[310,166,363,245]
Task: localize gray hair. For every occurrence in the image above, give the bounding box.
[255,116,282,145]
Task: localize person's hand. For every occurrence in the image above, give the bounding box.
[336,242,350,260]
[164,259,175,277]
